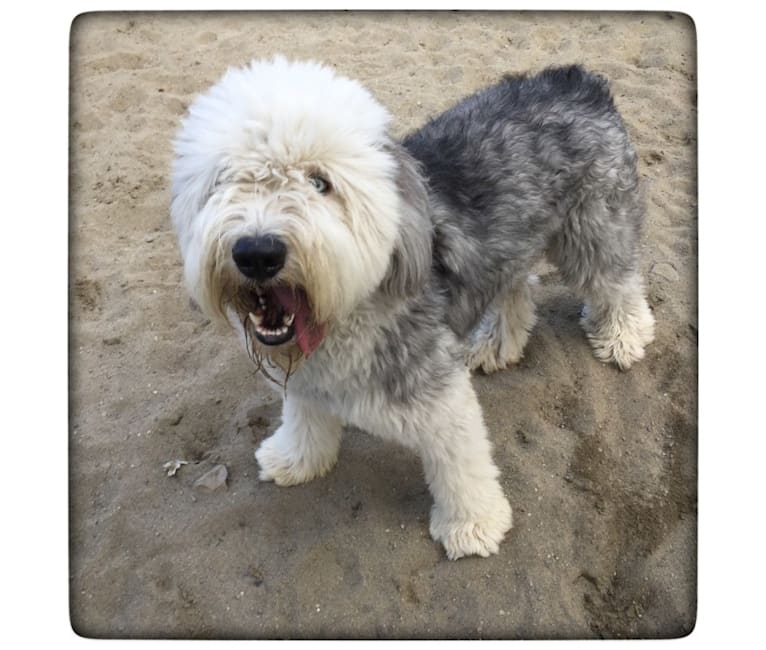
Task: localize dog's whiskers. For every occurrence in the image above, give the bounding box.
[241,311,301,395]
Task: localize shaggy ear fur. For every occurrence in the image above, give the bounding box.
[379,143,434,298]
[170,149,228,264]
[171,161,221,219]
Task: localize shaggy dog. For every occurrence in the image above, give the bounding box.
[171,57,654,559]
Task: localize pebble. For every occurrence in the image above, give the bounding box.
[158,411,184,428]
[650,262,679,283]
[194,464,228,491]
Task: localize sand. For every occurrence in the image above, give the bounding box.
[69,11,697,639]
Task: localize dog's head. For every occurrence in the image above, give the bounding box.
[171,57,431,362]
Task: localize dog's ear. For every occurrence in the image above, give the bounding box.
[171,162,219,220]
[170,146,228,260]
[379,144,433,298]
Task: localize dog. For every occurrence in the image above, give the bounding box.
[171,57,655,559]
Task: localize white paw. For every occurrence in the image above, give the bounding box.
[465,336,511,374]
[582,301,655,371]
[429,495,513,560]
[587,333,645,370]
[254,429,337,487]
[465,305,535,374]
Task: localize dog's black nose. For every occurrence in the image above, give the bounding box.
[232,235,287,281]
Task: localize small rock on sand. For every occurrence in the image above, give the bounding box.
[193,464,228,491]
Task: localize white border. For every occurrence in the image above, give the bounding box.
[4,1,765,647]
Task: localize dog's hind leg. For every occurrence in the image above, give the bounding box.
[550,191,655,370]
[255,393,343,486]
[579,272,655,370]
[465,275,538,374]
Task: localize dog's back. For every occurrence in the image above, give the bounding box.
[402,64,627,201]
[401,65,645,348]
[402,64,636,236]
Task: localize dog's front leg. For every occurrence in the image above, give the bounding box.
[255,393,343,486]
[416,370,513,560]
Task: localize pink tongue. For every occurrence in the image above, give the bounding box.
[272,288,325,357]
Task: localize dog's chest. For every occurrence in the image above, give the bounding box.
[291,359,401,435]
[289,321,411,430]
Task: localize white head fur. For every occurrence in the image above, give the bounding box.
[171,57,407,360]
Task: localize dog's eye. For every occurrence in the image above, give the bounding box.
[308,175,331,195]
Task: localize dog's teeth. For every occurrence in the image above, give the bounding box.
[283,313,295,326]
[249,312,292,341]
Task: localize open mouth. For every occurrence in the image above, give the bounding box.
[248,287,297,346]
[245,286,325,356]
[249,304,295,345]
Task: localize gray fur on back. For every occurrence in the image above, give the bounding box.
[399,64,643,337]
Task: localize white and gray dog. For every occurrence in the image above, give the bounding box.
[171,57,654,559]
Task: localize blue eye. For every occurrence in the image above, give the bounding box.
[309,175,330,194]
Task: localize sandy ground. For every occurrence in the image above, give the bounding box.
[69,11,697,639]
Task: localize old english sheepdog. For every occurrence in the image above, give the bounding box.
[171,57,655,560]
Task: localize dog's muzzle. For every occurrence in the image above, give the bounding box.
[232,235,326,356]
